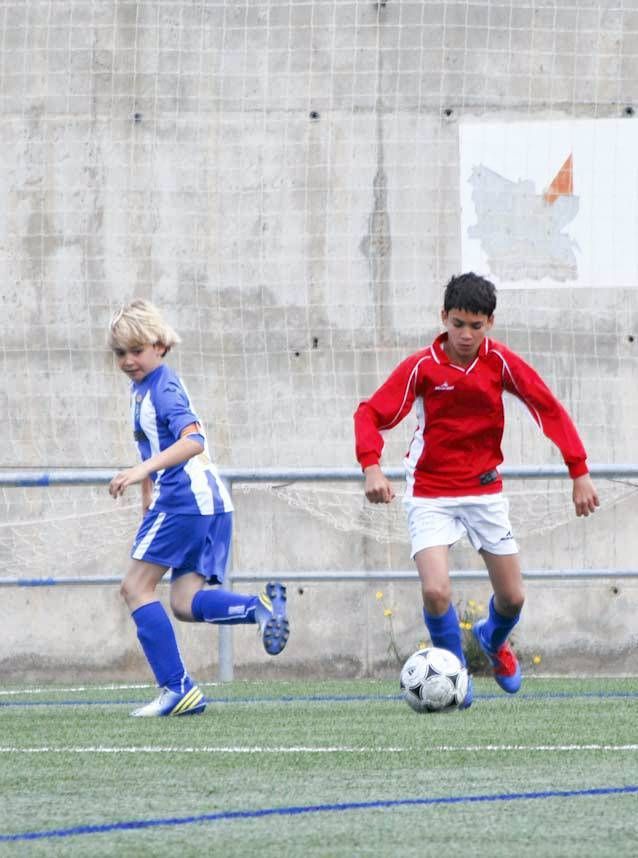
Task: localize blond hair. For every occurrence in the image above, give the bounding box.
[108,299,181,353]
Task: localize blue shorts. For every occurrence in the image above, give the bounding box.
[131,510,233,585]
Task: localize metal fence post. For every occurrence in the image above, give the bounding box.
[217,477,234,682]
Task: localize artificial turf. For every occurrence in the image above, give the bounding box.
[0,677,636,857]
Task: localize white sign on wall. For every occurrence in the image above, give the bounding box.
[460,118,638,289]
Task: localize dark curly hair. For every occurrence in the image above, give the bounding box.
[443,272,497,317]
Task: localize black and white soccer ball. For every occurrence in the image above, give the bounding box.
[400,647,469,713]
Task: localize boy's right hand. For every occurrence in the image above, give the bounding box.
[109,464,148,498]
[364,465,396,504]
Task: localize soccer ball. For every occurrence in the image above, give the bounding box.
[400,647,469,713]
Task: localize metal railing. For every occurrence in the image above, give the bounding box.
[1,464,637,680]
[3,463,638,487]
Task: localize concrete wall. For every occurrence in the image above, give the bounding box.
[1,1,638,680]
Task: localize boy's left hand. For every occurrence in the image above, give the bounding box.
[109,464,149,498]
[572,473,599,517]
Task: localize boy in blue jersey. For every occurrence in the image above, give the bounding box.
[108,299,289,717]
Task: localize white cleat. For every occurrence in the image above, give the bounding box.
[130,685,206,717]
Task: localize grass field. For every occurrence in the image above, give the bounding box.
[0,677,637,856]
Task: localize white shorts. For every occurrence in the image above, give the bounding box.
[404,494,518,558]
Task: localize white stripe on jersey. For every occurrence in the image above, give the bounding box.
[140,394,164,511]
[140,394,161,457]
[132,512,166,560]
[209,463,233,511]
[403,395,426,498]
[182,456,233,514]
[183,456,216,515]
[176,380,233,514]
[378,355,431,431]
[129,389,136,428]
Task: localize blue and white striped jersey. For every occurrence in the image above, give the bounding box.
[130,364,233,515]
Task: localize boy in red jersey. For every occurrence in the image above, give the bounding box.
[354,273,598,705]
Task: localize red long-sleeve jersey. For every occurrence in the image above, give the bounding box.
[354,333,588,498]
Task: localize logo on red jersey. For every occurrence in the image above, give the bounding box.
[434,381,455,392]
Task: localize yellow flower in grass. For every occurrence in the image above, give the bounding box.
[532,654,542,665]
[383,608,393,617]
[375,591,384,600]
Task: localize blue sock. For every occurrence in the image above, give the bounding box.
[132,601,191,695]
[481,595,521,651]
[423,604,466,667]
[191,589,259,625]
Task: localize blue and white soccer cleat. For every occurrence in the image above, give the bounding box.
[255,582,290,655]
[458,674,474,709]
[130,685,206,717]
[473,619,522,693]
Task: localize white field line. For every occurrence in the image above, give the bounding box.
[0,683,160,696]
[0,744,637,755]
[0,746,405,754]
[0,676,633,695]
[441,744,638,751]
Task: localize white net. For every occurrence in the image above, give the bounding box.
[2,475,638,581]
[0,487,138,580]
[232,477,638,552]
[1,1,638,579]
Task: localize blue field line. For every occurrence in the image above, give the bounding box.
[2,688,638,709]
[1,785,636,843]
[0,693,399,709]
[0,693,396,709]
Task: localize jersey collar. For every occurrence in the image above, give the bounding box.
[131,363,165,395]
[430,333,490,371]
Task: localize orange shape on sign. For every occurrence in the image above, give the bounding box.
[544,154,573,204]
